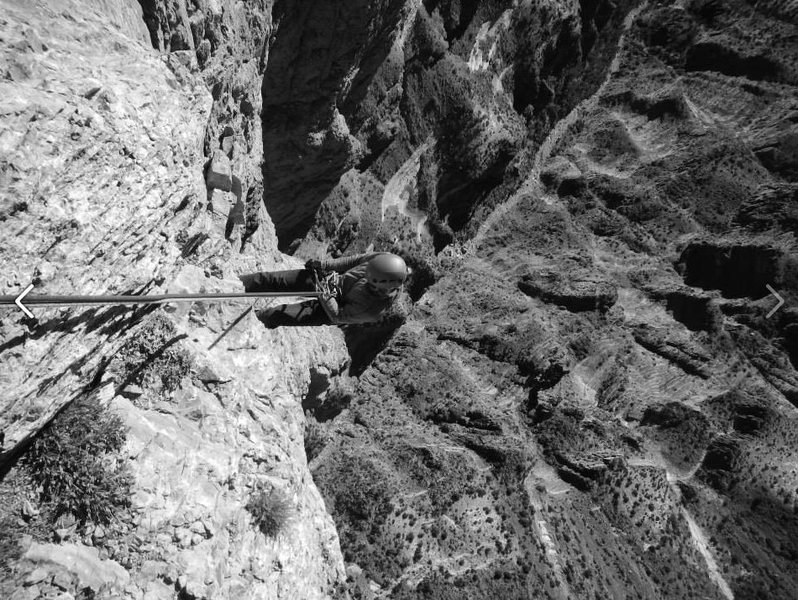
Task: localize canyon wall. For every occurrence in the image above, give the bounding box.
[287,0,798,598]
[1,0,798,599]
[0,1,351,599]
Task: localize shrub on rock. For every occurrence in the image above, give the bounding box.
[246,487,293,538]
[114,313,192,394]
[22,396,132,526]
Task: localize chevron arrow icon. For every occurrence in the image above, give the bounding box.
[14,283,35,319]
[765,284,784,319]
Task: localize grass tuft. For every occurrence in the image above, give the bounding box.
[245,487,293,538]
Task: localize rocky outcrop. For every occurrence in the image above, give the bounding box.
[304,1,798,598]
[3,0,798,599]
[518,267,618,312]
[0,1,349,599]
[137,0,273,249]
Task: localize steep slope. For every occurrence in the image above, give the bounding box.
[2,1,797,599]
[302,1,798,598]
[280,0,638,259]
[0,1,351,599]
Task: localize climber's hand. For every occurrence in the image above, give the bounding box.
[305,259,323,271]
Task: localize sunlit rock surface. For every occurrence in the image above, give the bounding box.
[2,0,798,599]
[0,1,348,599]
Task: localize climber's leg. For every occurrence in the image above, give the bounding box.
[240,269,314,293]
[256,303,294,328]
[292,300,330,325]
[256,300,331,328]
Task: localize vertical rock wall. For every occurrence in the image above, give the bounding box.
[260,0,408,248]
[137,0,273,250]
[0,1,351,599]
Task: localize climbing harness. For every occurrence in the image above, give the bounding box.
[310,268,341,301]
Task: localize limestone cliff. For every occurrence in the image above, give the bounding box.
[0,1,349,599]
[2,0,798,599]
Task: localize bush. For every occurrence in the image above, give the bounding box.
[115,313,191,392]
[246,487,293,538]
[22,396,132,526]
[304,419,327,462]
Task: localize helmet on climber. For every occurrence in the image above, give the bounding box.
[365,253,408,297]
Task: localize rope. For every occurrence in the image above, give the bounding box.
[0,291,321,309]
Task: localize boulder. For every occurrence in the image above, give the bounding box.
[205,153,232,192]
[24,542,129,591]
[518,268,618,312]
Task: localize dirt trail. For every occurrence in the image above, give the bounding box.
[630,450,734,598]
[682,508,735,600]
[523,473,572,600]
[380,137,433,242]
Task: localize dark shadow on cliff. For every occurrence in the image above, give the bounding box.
[344,321,402,377]
[0,300,159,356]
[261,0,406,250]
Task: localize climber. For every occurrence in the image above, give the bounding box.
[239,252,409,327]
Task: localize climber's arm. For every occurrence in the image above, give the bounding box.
[316,253,381,274]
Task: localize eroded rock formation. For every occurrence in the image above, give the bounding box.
[295,1,798,599]
[0,1,349,598]
[2,0,798,599]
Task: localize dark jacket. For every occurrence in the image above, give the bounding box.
[316,253,399,324]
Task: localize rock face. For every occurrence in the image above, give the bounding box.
[137,0,273,249]
[3,1,798,600]
[273,0,798,599]
[0,1,349,599]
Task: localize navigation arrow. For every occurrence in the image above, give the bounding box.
[14,284,34,319]
[765,284,784,319]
